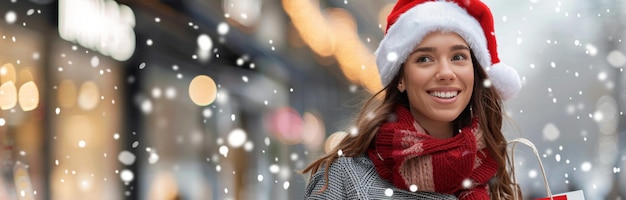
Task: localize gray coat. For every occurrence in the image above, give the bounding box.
[304,155,458,199]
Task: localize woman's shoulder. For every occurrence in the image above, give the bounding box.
[304,155,458,200]
[304,155,375,199]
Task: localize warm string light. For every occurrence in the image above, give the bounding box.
[0,63,40,111]
[282,0,382,93]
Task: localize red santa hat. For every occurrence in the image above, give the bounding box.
[376,0,521,100]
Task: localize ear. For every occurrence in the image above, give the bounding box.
[397,79,405,92]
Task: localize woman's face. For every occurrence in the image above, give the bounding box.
[399,31,474,125]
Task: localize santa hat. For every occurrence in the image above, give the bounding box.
[376,0,521,100]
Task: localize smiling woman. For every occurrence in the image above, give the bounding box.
[302,0,522,199]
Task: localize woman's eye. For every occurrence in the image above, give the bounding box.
[452,54,466,61]
[417,56,432,63]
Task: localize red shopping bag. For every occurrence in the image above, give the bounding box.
[535,190,585,200]
[507,138,585,200]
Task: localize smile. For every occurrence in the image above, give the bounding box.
[428,91,459,99]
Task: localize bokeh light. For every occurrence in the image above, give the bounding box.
[18,81,40,111]
[267,107,304,145]
[324,131,347,154]
[542,123,560,141]
[77,81,100,110]
[188,75,217,106]
[0,81,17,110]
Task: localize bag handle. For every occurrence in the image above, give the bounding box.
[507,138,553,200]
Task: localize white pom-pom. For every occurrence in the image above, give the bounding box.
[486,63,521,100]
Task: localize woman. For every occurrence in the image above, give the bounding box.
[303,0,522,199]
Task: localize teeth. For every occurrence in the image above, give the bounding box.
[429,91,458,99]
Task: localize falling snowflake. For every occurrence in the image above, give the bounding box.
[384,188,393,197]
[386,52,398,62]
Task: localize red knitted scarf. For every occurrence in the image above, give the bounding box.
[367,105,497,199]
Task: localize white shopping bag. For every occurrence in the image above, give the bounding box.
[507,138,585,200]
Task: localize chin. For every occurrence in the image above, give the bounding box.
[432,111,463,122]
[434,117,458,123]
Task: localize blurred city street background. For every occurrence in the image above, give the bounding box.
[0,0,625,199]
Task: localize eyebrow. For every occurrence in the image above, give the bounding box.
[411,45,470,54]
[450,45,470,51]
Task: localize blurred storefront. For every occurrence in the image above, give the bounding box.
[2,1,127,199]
[1,0,359,199]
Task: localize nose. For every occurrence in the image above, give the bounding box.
[435,60,456,81]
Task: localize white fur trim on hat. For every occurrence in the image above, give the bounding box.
[487,63,521,100]
[376,1,490,87]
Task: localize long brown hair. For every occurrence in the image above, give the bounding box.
[301,52,518,199]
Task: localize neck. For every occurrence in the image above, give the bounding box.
[409,108,454,139]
